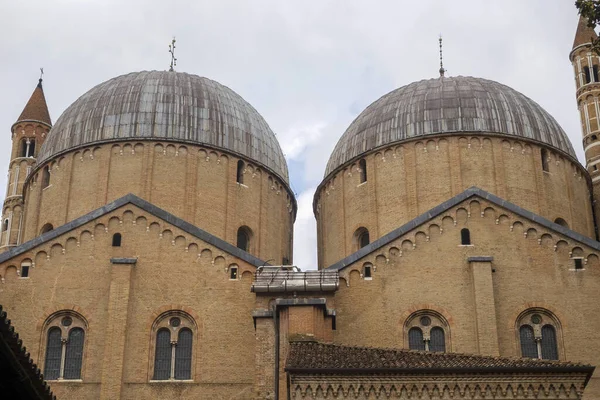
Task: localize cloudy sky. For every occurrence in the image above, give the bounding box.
[0,0,590,270]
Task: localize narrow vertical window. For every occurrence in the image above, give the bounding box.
[541,325,558,360]
[584,66,592,84]
[44,327,62,380]
[460,228,471,245]
[594,65,599,82]
[541,149,549,172]
[408,327,425,351]
[359,159,367,183]
[363,264,372,279]
[519,325,538,358]
[20,264,29,278]
[153,328,172,380]
[236,160,244,184]
[28,140,35,157]
[174,329,193,380]
[429,327,446,352]
[574,258,584,270]
[20,139,28,157]
[236,227,251,251]
[42,166,51,189]
[64,328,85,379]
[229,266,238,280]
[355,228,370,250]
[112,233,122,247]
[2,219,8,232]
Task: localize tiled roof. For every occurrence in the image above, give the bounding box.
[573,15,598,50]
[325,186,600,271]
[15,79,52,127]
[286,341,594,375]
[0,305,56,400]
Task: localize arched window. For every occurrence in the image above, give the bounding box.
[460,228,471,245]
[594,65,599,82]
[236,160,244,184]
[112,233,122,247]
[40,223,54,235]
[405,311,449,352]
[593,135,598,141]
[42,312,87,380]
[2,219,8,232]
[554,218,569,228]
[359,159,367,183]
[584,66,592,84]
[541,148,549,172]
[236,226,252,252]
[354,227,370,250]
[151,312,196,381]
[20,139,28,157]
[517,310,560,360]
[42,166,51,189]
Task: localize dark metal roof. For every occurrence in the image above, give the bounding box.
[38,71,289,183]
[0,305,56,400]
[325,76,575,177]
[0,193,268,268]
[326,186,600,271]
[286,341,595,377]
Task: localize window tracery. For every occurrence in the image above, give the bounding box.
[405,311,448,352]
[42,312,87,380]
[517,309,560,360]
[151,311,196,381]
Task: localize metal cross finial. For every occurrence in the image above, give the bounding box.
[168,38,177,72]
[439,35,445,77]
[38,67,44,87]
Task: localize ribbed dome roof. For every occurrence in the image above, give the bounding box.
[325,76,575,177]
[39,71,289,182]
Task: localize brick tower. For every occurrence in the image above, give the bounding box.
[0,78,51,253]
[570,16,600,233]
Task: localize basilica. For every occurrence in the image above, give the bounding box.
[1,15,600,400]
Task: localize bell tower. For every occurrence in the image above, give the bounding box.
[570,16,600,232]
[0,77,52,253]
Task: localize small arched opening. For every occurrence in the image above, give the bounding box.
[112,233,122,247]
[354,227,370,250]
[460,228,471,245]
[42,166,51,189]
[236,160,244,184]
[236,226,252,252]
[359,159,367,183]
[2,219,8,232]
[541,149,549,172]
[40,223,54,235]
[554,218,569,228]
[584,66,592,84]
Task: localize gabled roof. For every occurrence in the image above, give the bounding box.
[0,194,267,267]
[326,187,600,271]
[286,341,595,378]
[573,15,598,51]
[15,79,52,128]
[0,305,56,400]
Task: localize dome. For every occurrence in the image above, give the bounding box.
[39,70,289,182]
[325,76,575,177]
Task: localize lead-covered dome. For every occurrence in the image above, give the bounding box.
[39,70,289,182]
[325,76,575,177]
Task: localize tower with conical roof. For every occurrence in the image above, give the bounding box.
[0,78,52,253]
[570,15,600,232]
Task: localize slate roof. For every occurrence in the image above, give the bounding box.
[15,79,52,128]
[0,305,56,400]
[572,15,598,51]
[326,186,600,271]
[286,341,595,377]
[38,71,289,184]
[0,194,267,268]
[325,76,575,177]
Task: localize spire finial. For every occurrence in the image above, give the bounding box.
[38,68,44,88]
[168,38,177,72]
[439,35,445,77]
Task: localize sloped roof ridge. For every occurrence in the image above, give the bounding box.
[0,194,266,267]
[326,187,600,271]
[286,340,594,371]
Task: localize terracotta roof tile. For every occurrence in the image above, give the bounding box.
[573,15,598,50]
[15,79,52,127]
[286,341,594,373]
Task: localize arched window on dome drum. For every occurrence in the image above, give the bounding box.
[584,66,592,84]
[460,228,471,245]
[541,149,549,172]
[174,329,193,380]
[153,328,172,380]
[237,227,251,252]
[359,159,367,183]
[112,233,122,247]
[408,327,425,351]
[541,325,558,360]
[429,327,446,352]
[519,325,538,358]
[44,327,62,381]
[42,166,50,189]
[236,160,244,184]
[64,328,85,379]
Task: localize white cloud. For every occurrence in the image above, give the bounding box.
[293,187,318,270]
[281,122,328,161]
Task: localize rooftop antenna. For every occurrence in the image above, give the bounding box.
[168,37,177,72]
[439,35,445,77]
[38,67,44,87]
